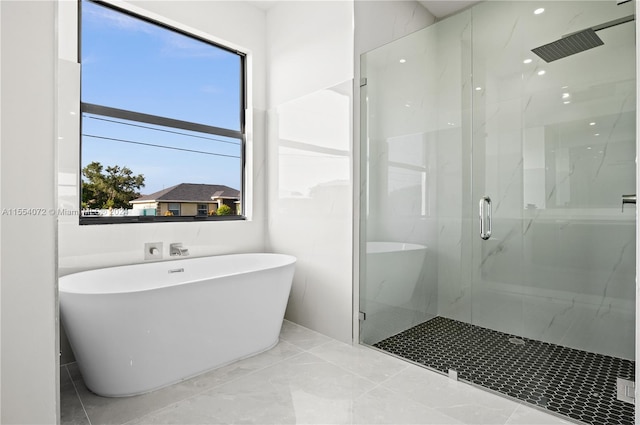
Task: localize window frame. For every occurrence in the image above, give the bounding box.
[197,204,209,216]
[167,203,181,217]
[78,0,247,225]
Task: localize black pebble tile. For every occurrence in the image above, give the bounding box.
[373,316,634,425]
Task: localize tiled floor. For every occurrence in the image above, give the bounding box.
[374,317,635,425]
[61,320,571,425]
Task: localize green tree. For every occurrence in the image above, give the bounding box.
[82,162,145,209]
[216,204,233,216]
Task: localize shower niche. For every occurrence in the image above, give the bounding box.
[359,2,636,424]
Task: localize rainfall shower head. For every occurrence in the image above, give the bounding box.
[531,14,634,63]
[532,28,603,62]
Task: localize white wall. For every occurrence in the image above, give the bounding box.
[58,1,268,278]
[1,1,59,423]
[266,0,355,343]
[603,3,640,420]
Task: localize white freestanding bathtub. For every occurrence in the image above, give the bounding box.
[59,253,296,397]
[365,242,427,310]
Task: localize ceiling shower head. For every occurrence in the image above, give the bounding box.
[531,14,634,63]
[531,28,603,62]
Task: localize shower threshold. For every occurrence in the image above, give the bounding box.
[372,317,634,425]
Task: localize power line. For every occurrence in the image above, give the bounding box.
[83,115,242,146]
[82,134,241,159]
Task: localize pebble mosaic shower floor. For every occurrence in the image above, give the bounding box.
[373,316,634,425]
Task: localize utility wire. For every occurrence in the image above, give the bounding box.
[83,115,242,146]
[83,134,241,159]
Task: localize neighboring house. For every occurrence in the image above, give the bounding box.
[129,183,241,216]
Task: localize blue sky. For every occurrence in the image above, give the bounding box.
[81,0,242,195]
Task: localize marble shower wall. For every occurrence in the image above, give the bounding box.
[361,1,636,359]
[470,0,636,359]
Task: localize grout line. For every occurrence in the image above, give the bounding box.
[503,403,520,425]
[65,364,93,425]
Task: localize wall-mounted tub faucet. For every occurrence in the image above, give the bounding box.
[170,243,189,256]
[622,194,636,212]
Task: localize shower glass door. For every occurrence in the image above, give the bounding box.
[359,1,636,422]
[470,0,636,360]
[359,9,472,345]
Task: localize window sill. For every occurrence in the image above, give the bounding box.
[79,215,246,225]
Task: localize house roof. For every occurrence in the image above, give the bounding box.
[130,183,240,204]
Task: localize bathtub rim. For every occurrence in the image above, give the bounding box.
[366,241,427,254]
[58,252,297,295]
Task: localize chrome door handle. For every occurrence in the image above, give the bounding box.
[622,194,636,212]
[479,196,492,240]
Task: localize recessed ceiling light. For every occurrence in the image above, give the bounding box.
[405,103,411,108]
[534,8,545,15]
[563,101,571,104]
[589,122,596,126]
[399,59,406,64]
[587,147,592,150]
[594,133,600,136]
[538,70,546,76]
[475,87,482,91]
[562,93,570,99]
[523,58,532,64]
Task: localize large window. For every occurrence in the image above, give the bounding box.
[80,0,245,223]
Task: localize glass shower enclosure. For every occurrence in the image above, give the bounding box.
[359,2,636,423]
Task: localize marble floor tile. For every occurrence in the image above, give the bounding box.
[505,405,572,424]
[62,320,576,425]
[60,366,90,425]
[68,340,301,425]
[383,365,522,424]
[352,386,463,424]
[309,340,409,383]
[279,319,333,350]
[128,352,377,425]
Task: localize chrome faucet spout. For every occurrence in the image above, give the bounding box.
[170,243,189,256]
